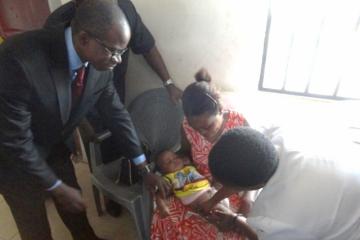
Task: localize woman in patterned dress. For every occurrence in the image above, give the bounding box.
[151,68,251,240]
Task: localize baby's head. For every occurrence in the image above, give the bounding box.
[155,150,184,174]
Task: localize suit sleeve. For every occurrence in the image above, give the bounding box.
[43,2,75,28]
[0,55,58,188]
[95,72,143,158]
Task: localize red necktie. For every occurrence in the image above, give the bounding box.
[73,66,86,97]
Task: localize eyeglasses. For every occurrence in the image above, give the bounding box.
[93,38,127,59]
[85,31,128,61]
[93,37,128,61]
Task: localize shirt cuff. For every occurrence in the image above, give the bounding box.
[46,179,63,191]
[132,154,146,165]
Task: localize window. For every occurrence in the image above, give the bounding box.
[259,0,360,100]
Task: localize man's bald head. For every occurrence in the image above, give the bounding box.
[72,0,129,39]
[71,0,131,70]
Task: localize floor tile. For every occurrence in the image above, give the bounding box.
[10,234,20,240]
[0,199,18,240]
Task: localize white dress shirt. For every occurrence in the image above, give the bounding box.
[248,126,360,240]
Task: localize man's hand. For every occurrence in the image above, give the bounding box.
[206,210,258,240]
[165,84,183,104]
[143,173,171,198]
[51,183,86,213]
[155,193,171,218]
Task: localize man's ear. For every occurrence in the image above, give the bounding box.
[76,31,91,47]
[73,31,92,61]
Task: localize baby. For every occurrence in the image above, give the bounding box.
[154,150,231,217]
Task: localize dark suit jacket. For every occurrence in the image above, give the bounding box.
[0,25,143,189]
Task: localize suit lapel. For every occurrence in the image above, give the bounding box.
[48,25,72,125]
[51,67,72,125]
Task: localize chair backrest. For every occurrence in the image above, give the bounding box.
[128,88,184,160]
[88,130,112,170]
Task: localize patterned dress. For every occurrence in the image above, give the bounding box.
[151,110,247,240]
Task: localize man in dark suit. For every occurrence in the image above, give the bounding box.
[0,0,168,239]
[45,0,182,104]
[45,0,182,217]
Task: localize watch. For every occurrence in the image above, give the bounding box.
[163,78,174,87]
[139,164,152,176]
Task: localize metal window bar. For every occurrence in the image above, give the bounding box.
[258,7,357,100]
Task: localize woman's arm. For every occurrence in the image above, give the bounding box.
[238,191,256,216]
[201,186,238,213]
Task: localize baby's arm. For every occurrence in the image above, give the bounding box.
[155,192,171,218]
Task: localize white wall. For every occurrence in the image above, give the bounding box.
[48,0,62,12]
[48,0,70,11]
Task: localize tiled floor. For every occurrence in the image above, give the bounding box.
[0,161,138,240]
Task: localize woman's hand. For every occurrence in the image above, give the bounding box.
[207,210,258,240]
[205,209,235,232]
[200,198,217,214]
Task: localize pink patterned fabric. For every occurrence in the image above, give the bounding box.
[151,110,246,240]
